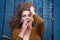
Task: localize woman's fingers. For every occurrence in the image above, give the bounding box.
[23,20,27,25]
[30,6,36,15]
[19,20,28,38]
[30,6,35,12]
[27,19,32,29]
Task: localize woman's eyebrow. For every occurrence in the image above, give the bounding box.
[28,13,31,16]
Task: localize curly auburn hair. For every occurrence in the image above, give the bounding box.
[10,2,35,29]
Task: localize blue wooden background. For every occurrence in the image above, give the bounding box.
[0,0,60,40]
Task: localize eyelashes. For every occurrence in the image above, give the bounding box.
[22,15,26,18]
[22,14,31,18]
[28,14,31,17]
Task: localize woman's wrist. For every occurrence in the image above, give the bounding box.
[31,11,36,15]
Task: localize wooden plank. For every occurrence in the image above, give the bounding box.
[2,0,24,40]
[34,0,43,17]
[54,0,60,40]
[0,0,5,40]
[2,0,14,40]
[0,0,5,10]
[0,10,4,40]
[43,0,52,40]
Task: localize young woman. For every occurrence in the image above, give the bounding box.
[10,2,44,40]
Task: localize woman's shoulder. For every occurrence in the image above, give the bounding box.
[12,28,22,40]
[12,28,21,35]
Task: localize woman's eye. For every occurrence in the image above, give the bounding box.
[28,14,31,17]
[22,15,26,17]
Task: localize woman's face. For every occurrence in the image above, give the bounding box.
[21,10,33,22]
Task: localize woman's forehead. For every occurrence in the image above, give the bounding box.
[22,10,31,15]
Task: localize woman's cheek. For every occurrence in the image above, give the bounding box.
[22,19,26,22]
[21,19,24,22]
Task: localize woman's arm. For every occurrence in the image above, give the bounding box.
[30,6,44,40]
[33,13,44,40]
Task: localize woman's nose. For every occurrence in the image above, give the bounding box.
[26,17,29,20]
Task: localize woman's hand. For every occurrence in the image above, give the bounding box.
[19,20,28,38]
[30,6,36,15]
[27,19,32,30]
[23,19,32,40]
[19,19,32,38]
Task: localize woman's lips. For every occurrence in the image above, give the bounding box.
[27,21,30,23]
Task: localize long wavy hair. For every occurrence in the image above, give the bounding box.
[10,2,35,29]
